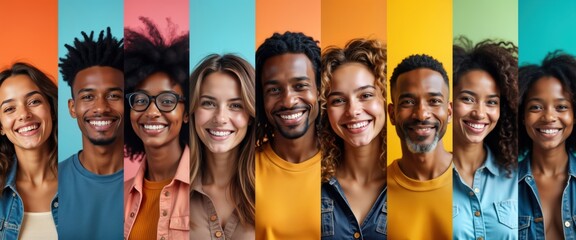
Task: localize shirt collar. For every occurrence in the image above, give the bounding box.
[130,145,191,192]
[568,150,576,178]
[3,158,18,191]
[482,145,501,176]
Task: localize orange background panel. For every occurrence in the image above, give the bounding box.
[256,0,321,47]
[0,1,58,82]
[321,0,387,48]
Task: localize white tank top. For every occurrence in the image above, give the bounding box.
[19,212,58,240]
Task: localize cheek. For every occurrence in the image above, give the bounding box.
[130,111,140,124]
[231,112,250,130]
[194,109,212,128]
[326,107,342,126]
[488,108,500,122]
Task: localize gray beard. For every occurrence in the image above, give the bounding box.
[405,133,440,154]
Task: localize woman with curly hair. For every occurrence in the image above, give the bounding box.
[123,17,190,240]
[517,52,576,240]
[451,37,518,239]
[189,54,255,239]
[319,38,387,239]
[0,63,58,239]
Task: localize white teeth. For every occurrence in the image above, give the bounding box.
[143,124,166,130]
[416,128,431,131]
[17,124,39,133]
[347,121,369,129]
[540,129,559,134]
[466,122,486,129]
[90,120,112,127]
[208,130,232,136]
[280,112,303,120]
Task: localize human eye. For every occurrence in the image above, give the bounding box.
[266,86,281,95]
[330,97,346,106]
[557,104,570,111]
[201,100,216,108]
[107,92,122,100]
[400,99,415,107]
[430,98,443,106]
[487,99,499,106]
[360,92,374,100]
[527,104,542,112]
[295,83,310,91]
[230,102,244,110]
[459,96,474,103]
[3,106,15,113]
[28,97,43,106]
[80,94,94,101]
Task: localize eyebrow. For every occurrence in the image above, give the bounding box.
[200,95,242,102]
[398,92,444,99]
[459,90,499,98]
[328,85,376,98]
[263,76,311,86]
[527,97,568,102]
[1,91,43,107]
[77,87,123,95]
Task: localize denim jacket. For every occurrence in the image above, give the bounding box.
[518,151,576,240]
[0,160,58,240]
[321,177,387,240]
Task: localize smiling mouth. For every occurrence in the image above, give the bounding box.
[538,128,561,135]
[279,112,304,120]
[143,124,166,130]
[464,121,487,130]
[346,120,370,129]
[17,123,39,134]
[90,120,112,127]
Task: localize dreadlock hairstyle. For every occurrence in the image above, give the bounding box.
[189,54,255,226]
[518,51,576,156]
[124,17,190,160]
[255,32,321,148]
[320,38,387,183]
[389,54,449,101]
[453,36,518,175]
[59,27,124,96]
[0,63,58,189]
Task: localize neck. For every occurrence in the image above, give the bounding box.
[80,137,123,175]
[144,141,183,182]
[271,128,319,163]
[398,141,452,181]
[531,143,568,176]
[15,145,55,183]
[338,137,384,184]
[453,141,485,174]
[203,148,237,187]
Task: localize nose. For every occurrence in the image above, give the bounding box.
[413,101,431,121]
[213,106,229,124]
[280,88,298,108]
[541,106,558,122]
[346,99,362,117]
[17,106,32,121]
[471,103,487,120]
[93,95,111,114]
[144,99,161,118]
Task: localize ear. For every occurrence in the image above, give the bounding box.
[68,99,77,119]
[387,103,396,126]
[448,101,453,123]
[0,126,4,136]
[183,112,190,124]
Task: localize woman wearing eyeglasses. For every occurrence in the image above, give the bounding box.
[123,17,190,240]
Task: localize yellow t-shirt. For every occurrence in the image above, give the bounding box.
[255,142,321,240]
[388,160,452,240]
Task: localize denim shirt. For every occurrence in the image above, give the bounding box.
[453,146,518,240]
[0,160,58,240]
[321,177,387,240]
[518,151,576,240]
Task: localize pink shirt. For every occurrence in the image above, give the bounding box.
[124,146,190,240]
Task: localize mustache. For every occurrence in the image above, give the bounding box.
[401,120,440,129]
[272,105,311,115]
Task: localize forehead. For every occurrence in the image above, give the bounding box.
[261,53,315,82]
[137,72,182,93]
[331,63,375,90]
[73,66,124,92]
[528,76,568,98]
[202,71,241,96]
[457,70,498,92]
[394,68,448,97]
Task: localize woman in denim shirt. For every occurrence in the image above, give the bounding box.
[319,38,387,239]
[0,63,58,239]
[518,52,576,240]
[451,38,518,239]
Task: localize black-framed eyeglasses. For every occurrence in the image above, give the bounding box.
[126,91,186,112]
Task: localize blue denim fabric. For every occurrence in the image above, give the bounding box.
[321,177,386,240]
[518,151,576,240]
[453,146,518,240]
[0,160,58,240]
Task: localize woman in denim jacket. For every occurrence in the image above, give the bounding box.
[319,38,387,240]
[451,38,519,239]
[0,63,58,239]
[518,52,576,240]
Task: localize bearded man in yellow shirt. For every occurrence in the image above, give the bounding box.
[254,31,322,240]
[387,54,453,240]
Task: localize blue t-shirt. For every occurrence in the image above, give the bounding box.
[57,152,123,240]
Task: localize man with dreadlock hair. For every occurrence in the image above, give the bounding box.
[58,27,124,240]
[255,32,322,239]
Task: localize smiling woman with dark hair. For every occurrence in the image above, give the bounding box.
[123,17,190,240]
[517,51,576,240]
[452,37,518,240]
[0,62,58,240]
